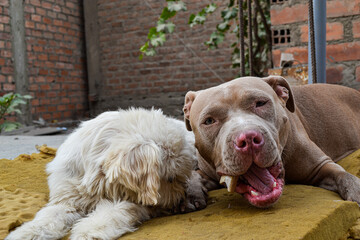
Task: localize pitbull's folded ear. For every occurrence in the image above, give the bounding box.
[262,75,295,113]
[183,91,197,131]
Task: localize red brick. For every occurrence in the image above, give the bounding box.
[25,20,35,29]
[42,1,52,9]
[3,83,15,91]
[0,0,9,7]
[356,66,360,82]
[43,17,52,24]
[35,7,46,16]
[272,47,309,67]
[1,66,13,74]
[57,105,67,111]
[0,75,5,83]
[24,5,35,13]
[327,0,360,18]
[36,23,46,31]
[0,15,9,24]
[38,69,48,75]
[31,14,41,22]
[42,113,52,120]
[327,42,360,62]
[30,0,41,7]
[33,45,43,52]
[53,5,61,12]
[53,19,63,26]
[38,54,48,61]
[353,21,360,39]
[47,106,57,112]
[270,3,308,26]
[326,65,344,84]
[300,23,344,42]
[40,84,51,90]
[52,112,62,119]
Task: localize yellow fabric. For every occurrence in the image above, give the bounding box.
[0,147,359,239]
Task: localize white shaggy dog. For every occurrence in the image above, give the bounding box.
[6,108,205,240]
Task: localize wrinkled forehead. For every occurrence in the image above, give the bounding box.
[192,77,275,111]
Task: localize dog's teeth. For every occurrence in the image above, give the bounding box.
[273,181,277,188]
[251,190,259,196]
[219,175,238,192]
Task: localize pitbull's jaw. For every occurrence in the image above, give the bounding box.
[219,162,284,208]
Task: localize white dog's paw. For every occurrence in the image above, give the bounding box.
[5,225,36,240]
[5,222,60,240]
[6,204,81,240]
[179,171,208,213]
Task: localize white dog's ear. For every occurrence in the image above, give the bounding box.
[262,75,295,112]
[103,142,161,205]
[183,91,197,131]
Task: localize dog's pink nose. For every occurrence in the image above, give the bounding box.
[234,130,264,153]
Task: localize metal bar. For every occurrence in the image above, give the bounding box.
[239,0,245,77]
[308,0,326,84]
[308,0,317,83]
[311,0,326,84]
[247,0,253,76]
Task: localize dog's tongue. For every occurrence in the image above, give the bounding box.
[242,164,275,194]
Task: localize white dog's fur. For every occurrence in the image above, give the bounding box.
[6,108,200,240]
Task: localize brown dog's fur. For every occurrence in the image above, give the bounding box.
[184,76,360,207]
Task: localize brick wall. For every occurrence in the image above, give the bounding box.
[0,0,13,93]
[0,0,87,124]
[271,0,360,89]
[94,0,238,117]
[25,0,87,122]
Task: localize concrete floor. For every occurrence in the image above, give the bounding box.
[0,135,68,160]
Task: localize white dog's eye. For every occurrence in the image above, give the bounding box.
[204,117,216,125]
[256,100,268,108]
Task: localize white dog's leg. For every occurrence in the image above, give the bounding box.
[5,204,82,240]
[71,200,150,240]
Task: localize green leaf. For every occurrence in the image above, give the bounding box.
[190,14,206,27]
[228,0,235,8]
[167,1,187,12]
[160,7,176,20]
[217,21,229,32]
[205,3,217,13]
[22,95,32,99]
[156,19,175,33]
[11,98,27,106]
[188,14,196,24]
[147,27,157,39]
[140,42,149,53]
[221,7,238,20]
[3,93,13,99]
[205,31,225,49]
[145,48,156,56]
[0,121,21,132]
[150,32,166,47]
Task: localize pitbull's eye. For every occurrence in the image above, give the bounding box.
[204,117,216,125]
[168,177,173,183]
[256,100,268,108]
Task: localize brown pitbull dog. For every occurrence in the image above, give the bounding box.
[183,76,360,208]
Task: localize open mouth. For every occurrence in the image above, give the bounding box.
[219,162,284,208]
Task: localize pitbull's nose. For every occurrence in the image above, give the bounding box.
[234,130,264,153]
